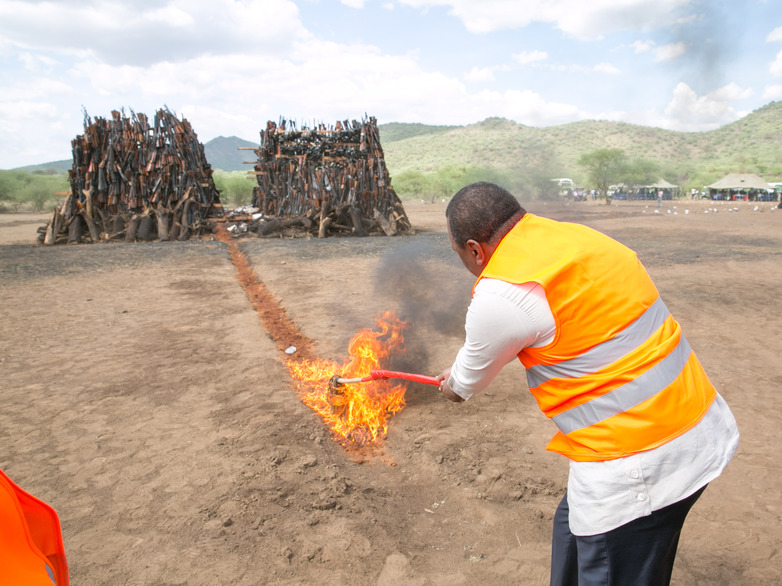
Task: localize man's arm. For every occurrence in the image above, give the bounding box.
[440,280,555,402]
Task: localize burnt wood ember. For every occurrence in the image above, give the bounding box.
[243,116,412,238]
[39,108,223,245]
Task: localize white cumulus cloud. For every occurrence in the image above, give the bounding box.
[762,84,782,100]
[593,62,621,74]
[631,40,655,54]
[664,82,751,131]
[551,62,620,75]
[767,26,782,42]
[763,85,782,100]
[464,66,497,82]
[398,0,690,39]
[0,0,309,67]
[468,87,589,126]
[771,49,782,77]
[513,50,548,65]
[655,42,686,62]
[708,82,754,102]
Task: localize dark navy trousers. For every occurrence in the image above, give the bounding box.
[550,485,707,586]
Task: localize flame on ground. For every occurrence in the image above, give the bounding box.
[288,311,408,446]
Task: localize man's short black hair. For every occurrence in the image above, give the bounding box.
[446,182,526,248]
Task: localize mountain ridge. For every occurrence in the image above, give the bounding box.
[13,102,782,188]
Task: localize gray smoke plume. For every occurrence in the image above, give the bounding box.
[665,1,734,94]
[372,238,472,374]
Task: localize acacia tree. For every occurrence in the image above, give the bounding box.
[621,158,661,193]
[578,148,626,204]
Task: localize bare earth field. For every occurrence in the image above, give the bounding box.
[1,198,780,585]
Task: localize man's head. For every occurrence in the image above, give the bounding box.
[446,182,526,276]
[446,182,525,248]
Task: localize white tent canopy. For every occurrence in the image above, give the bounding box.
[707,174,770,190]
[644,178,678,189]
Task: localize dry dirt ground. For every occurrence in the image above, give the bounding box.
[1,198,780,585]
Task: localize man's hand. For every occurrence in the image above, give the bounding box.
[436,368,464,402]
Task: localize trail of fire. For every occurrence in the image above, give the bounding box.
[216,228,410,447]
[289,312,409,446]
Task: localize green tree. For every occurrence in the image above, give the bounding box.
[0,171,16,204]
[577,148,627,204]
[213,171,254,208]
[393,165,514,202]
[393,170,429,199]
[27,184,53,212]
[620,158,660,192]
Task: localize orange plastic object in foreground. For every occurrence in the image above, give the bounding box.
[0,469,69,585]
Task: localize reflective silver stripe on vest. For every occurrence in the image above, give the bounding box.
[526,296,670,389]
[551,335,692,434]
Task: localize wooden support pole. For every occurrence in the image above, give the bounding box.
[125,214,140,242]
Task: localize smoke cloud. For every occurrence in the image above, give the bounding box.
[372,238,472,374]
[665,1,734,95]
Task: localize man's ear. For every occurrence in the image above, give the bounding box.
[465,239,486,266]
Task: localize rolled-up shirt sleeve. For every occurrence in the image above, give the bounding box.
[448,279,555,401]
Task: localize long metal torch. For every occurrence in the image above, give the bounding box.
[330,370,440,388]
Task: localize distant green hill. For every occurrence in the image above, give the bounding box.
[378,101,782,193]
[13,102,782,196]
[16,160,71,173]
[379,122,458,143]
[15,135,259,174]
[204,135,258,172]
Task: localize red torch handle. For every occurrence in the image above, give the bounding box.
[367,370,441,386]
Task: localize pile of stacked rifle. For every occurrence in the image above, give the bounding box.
[41,108,222,245]
[245,117,411,238]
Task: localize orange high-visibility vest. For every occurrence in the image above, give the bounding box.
[478,214,716,462]
[0,470,69,585]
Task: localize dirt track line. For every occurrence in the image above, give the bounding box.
[216,227,317,363]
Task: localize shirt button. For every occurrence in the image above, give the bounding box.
[637,493,647,501]
[629,469,640,479]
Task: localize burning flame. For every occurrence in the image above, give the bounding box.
[288,311,408,446]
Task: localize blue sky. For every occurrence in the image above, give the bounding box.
[1,0,781,169]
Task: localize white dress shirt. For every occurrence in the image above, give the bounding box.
[448,278,739,536]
